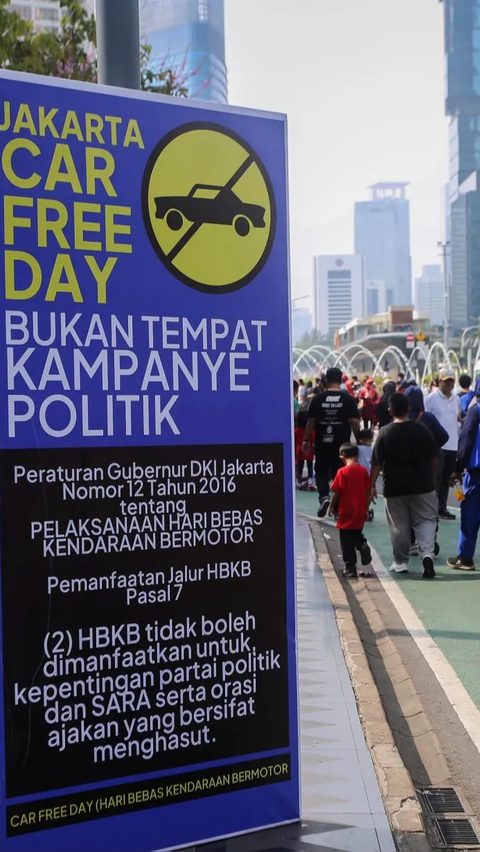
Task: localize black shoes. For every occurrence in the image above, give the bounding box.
[342,568,358,579]
[422,555,436,579]
[439,511,456,520]
[342,542,371,579]
[447,556,475,571]
[360,542,372,566]
[317,497,330,518]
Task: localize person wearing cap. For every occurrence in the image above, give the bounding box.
[425,369,462,519]
[448,377,480,570]
[345,379,356,398]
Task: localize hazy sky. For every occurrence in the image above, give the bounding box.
[224,0,448,306]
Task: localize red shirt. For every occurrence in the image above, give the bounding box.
[331,463,370,529]
[359,386,379,418]
[294,426,315,462]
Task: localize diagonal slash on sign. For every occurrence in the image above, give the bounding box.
[167,153,255,263]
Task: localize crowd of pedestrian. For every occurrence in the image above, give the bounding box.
[293,368,480,580]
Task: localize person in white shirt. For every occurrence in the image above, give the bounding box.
[298,379,308,409]
[425,368,461,519]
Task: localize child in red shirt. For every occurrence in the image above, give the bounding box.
[329,443,373,578]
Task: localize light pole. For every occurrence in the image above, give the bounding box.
[438,240,450,352]
[96,0,141,90]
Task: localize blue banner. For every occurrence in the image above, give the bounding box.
[0,71,298,851]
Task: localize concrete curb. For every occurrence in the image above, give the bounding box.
[308,522,427,843]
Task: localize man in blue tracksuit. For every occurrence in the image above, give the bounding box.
[448,377,480,570]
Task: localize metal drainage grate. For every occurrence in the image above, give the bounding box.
[430,817,480,847]
[417,787,465,814]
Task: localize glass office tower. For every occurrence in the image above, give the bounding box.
[442,0,480,328]
[140,0,228,103]
[354,183,412,308]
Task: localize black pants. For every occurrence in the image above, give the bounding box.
[315,450,342,501]
[296,460,313,480]
[436,449,456,515]
[339,528,366,571]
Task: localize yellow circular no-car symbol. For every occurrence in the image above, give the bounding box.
[142,122,276,293]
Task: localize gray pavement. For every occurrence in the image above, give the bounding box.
[297,519,396,852]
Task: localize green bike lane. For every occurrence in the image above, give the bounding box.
[296,490,480,710]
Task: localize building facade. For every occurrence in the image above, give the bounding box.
[9,0,95,30]
[364,279,389,316]
[140,0,228,103]
[354,183,412,308]
[414,264,444,327]
[313,255,364,336]
[335,308,430,366]
[442,0,480,328]
[9,0,61,32]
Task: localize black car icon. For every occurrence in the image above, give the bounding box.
[154,183,266,237]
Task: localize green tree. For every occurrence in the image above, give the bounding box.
[0,0,188,96]
[140,44,188,97]
[0,0,33,69]
[9,1,97,81]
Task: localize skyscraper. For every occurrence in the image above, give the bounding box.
[313,255,364,335]
[414,264,444,327]
[354,183,412,308]
[441,0,480,329]
[140,0,228,103]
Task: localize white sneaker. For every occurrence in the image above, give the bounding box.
[389,563,409,574]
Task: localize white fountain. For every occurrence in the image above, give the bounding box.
[419,341,458,384]
[293,339,462,387]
